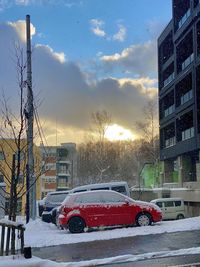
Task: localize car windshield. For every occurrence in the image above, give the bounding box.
[47,193,69,203]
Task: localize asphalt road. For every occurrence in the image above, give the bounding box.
[32,229,200,265]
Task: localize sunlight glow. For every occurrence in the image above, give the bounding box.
[105,124,135,141]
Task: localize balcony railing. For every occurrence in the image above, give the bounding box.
[181,90,193,105]
[164,104,175,117]
[181,53,194,71]
[165,136,176,148]
[178,9,191,29]
[163,72,175,87]
[182,127,194,141]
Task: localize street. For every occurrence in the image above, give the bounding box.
[32,229,200,265]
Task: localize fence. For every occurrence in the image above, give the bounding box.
[0,219,25,256]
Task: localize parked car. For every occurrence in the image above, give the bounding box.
[70,181,130,197]
[42,190,70,223]
[150,198,185,220]
[58,190,162,233]
[38,197,46,217]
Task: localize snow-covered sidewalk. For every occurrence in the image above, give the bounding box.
[25,216,200,248]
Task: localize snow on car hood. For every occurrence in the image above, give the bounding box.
[135,200,162,212]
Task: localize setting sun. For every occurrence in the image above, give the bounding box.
[105,124,135,141]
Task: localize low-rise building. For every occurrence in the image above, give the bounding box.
[40,143,77,198]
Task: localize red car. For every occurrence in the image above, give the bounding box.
[58,190,162,233]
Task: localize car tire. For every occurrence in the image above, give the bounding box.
[68,217,86,233]
[176,214,184,220]
[136,213,152,226]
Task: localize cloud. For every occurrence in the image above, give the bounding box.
[0,20,158,145]
[113,24,126,42]
[90,19,106,37]
[100,40,157,76]
[8,20,36,42]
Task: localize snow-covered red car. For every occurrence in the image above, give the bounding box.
[58,190,162,233]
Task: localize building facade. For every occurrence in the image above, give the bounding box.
[40,143,77,198]
[158,0,200,216]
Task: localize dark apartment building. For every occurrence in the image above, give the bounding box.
[158,0,200,216]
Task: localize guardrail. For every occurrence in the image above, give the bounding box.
[0,219,25,256]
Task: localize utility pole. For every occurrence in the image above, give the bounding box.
[26,14,36,220]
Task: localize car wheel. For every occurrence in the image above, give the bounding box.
[68,217,86,233]
[176,214,184,220]
[136,213,152,226]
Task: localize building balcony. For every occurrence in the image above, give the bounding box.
[181,127,194,141]
[180,90,193,105]
[163,72,175,87]
[181,53,194,71]
[178,9,191,30]
[165,136,176,148]
[164,104,175,117]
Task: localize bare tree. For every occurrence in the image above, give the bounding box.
[135,99,160,188]
[90,110,112,182]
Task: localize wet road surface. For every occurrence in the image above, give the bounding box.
[32,230,200,263]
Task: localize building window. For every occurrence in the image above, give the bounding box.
[182,127,194,141]
[58,164,68,174]
[15,151,25,161]
[18,174,24,184]
[0,174,3,183]
[178,9,191,29]
[0,151,4,160]
[57,177,68,188]
[181,90,193,105]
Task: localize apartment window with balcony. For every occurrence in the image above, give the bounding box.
[159,31,174,66]
[176,31,193,74]
[173,0,190,32]
[181,89,193,105]
[182,127,194,141]
[164,104,175,117]
[176,110,193,141]
[178,9,191,29]
[0,151,4,160]
[162,62,174,88]
[165,136,176,148]
[181,53,194,71]
[164,72,175,87]
[175,72,192,107]
[162,122,175,149]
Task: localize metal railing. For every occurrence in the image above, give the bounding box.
[0,219,25,256]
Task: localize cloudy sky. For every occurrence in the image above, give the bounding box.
[0,0,172,145]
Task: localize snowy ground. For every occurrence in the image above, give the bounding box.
[24,216,200,248]
[1,216,200,267]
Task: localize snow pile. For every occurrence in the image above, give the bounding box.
[1,247,200,267]
[24,216,200,248]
